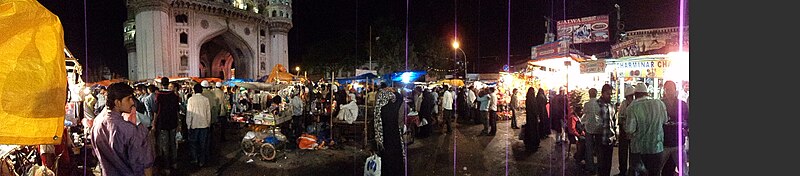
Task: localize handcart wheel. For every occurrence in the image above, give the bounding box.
[260,143,277,161]
[241,140,257,155]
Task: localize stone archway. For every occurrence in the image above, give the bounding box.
[198,31,254,79]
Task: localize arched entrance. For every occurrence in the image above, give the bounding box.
[198,31,253,79]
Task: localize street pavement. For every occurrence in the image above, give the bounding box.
[169,110,629,176]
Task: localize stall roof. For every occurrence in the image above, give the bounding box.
[528,55,584,71]
[335,73,380,84]
[384,70,426,84]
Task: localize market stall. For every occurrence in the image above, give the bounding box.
[230,82,295,161]
[330,73,380,148]
[607,54,673,100]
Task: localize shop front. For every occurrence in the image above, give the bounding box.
[607,54,673,101]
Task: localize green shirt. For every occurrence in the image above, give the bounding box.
[625,96,668,154]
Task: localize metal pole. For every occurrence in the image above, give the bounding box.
[458,48,467,79]
[615,4,623,42]
[331,72,335,142]
[370,26,373,71]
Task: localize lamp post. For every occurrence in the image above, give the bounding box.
[452,41,467,78]
[295,66,300,80]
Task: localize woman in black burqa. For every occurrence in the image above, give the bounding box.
[373,83,405,175]
[524,87,541,150]
[536,88,550,139]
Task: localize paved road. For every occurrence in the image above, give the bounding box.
[405,111,627,176]
[166,110,631,176]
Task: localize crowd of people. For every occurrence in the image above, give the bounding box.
[392,80,689,176]
[66,75,688,176]
[562,81,689,176]
[79,77,260,175]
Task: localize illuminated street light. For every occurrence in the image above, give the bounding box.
[452,40,467,78]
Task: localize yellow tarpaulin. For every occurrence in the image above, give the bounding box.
[265,64,295,83]
[0,0,67,145]
[436,79,464,87]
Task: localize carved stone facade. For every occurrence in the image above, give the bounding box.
[125,0,292,80]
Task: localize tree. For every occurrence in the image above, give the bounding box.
[301,31,360,76]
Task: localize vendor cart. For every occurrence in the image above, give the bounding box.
[233,111,292,161]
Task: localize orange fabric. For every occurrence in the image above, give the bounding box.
[298,134,318,149]
[265,64,295,83]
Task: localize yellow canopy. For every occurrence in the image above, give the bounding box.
[0,0,67,145]
[436,79,465,87]
[265,64,296,83]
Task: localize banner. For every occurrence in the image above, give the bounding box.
[531,40,569,60]
[580,60,606,74]
[557,15,610,44]
[611,28,690,58]
[355,69,378,77]
[615,59,670,78]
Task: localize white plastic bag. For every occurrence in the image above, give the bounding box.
[176,131,183,142]
[364,154,381,176]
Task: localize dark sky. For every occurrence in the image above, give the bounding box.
[38,0,685,78]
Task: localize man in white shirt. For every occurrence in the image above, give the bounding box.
[186,84,211,167]
[581,88,601,173]
[488,87,499,136]
[441,85,455,134]
[466,86,477,124]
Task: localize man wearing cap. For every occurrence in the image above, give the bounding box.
[615,85,638,176]
[211,82,228,142]
[200,80,221,158]
[625,83,668,176]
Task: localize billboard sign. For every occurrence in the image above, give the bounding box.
[531,40,570,60]
[557,15,610,44]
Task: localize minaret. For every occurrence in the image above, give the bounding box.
[124,8,137,80]
[266,0,293,69]
[129,0,172,79]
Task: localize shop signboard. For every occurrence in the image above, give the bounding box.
[531,40,569,60]
[557,15,610,44]
[611,28,690,58]
[614,58,670,78]
[580,60,606,74]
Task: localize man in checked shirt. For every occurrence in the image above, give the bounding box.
[583,85,618,176]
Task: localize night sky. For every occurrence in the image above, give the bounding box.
[38,0,685,80]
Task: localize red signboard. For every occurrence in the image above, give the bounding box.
[557,15,610,44]
[531,40,569,60]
